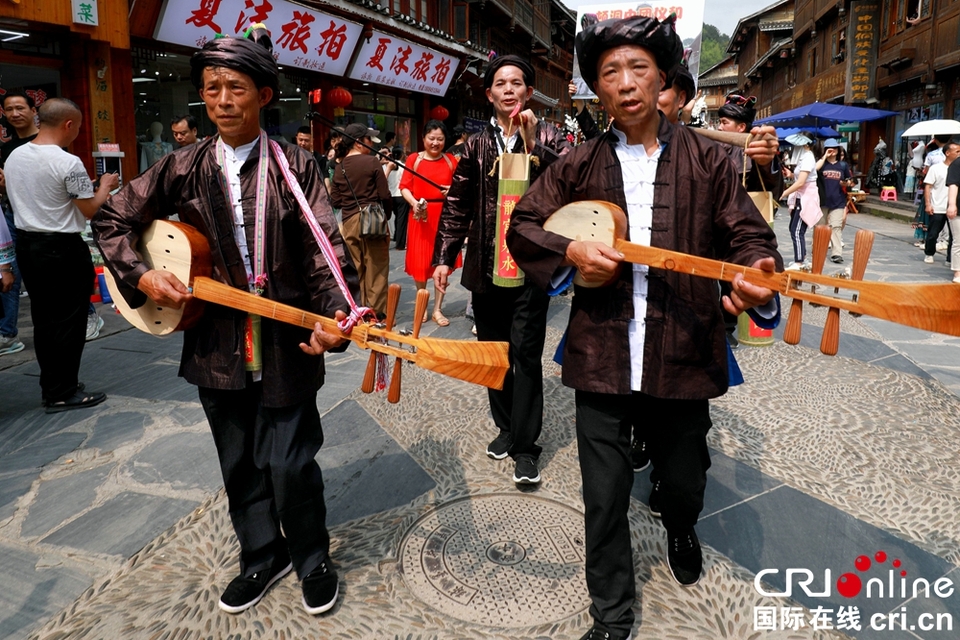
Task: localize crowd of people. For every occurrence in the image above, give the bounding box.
[2,11,948,640]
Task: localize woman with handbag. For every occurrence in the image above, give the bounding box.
[330,123,393,318]
[780,133,821,270]
[400,120,461,326]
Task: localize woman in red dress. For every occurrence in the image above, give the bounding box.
[400,120,460,326]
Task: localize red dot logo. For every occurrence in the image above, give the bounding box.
[901,570,907,577]
[875,551,887,563]
[837,572,862,598]
[855,555,871,571]
[893,559,901,568]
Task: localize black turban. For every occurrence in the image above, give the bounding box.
[575,15,683,90]
[665,63,695,102]
[483,54,535,90]
[190,27,279,106]
[718,99,756,127]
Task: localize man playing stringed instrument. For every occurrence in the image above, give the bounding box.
[94,28,359,617]
[508,15,782,640]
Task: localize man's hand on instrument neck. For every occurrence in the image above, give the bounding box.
[745,125,779,167]
[300,311,347,356]
[723,256,777,315]
[564,240,623,284]
[138,269,192,309]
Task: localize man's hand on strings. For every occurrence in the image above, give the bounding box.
[138,269,192,309]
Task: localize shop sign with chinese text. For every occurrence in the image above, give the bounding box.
[347,30,456,97]
[155,0,364,78]
[844,0,880,103]
[72,0,99,25]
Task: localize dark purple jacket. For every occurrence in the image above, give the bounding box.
[433,120,572,293]
[94,136,359,407]
[508,116,782,399]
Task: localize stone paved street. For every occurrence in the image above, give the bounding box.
[1,206,959,639]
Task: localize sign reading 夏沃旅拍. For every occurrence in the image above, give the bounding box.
[154,0,364,78]
[346,30,457,97]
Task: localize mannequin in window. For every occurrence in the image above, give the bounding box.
[139,121,173,173]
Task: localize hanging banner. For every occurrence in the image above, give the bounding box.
[155,0,364,78]
[571,1,705,100]
[347,30,457,97]
[845,0,880,104]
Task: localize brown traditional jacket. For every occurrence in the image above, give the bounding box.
[94,136,360,408]
[433,120,572,293]
[508,116,782,399]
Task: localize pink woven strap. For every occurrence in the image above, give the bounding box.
[270,140,375,333]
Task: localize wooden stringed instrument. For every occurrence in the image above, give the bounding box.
[544,201,960,355]
[102,220,509,395]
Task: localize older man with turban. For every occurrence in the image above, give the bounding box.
[508,16,781,638]
[94,27,358,616]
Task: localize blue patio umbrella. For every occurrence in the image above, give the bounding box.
[755,101,897,128]
[776,126,841,140]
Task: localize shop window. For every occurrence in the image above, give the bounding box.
[439,0,451,34]
[807,48,817,79]
[377,93,397,113]
[399,97,416,115]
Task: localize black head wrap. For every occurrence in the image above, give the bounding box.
[190,26,279,106]
[575,15,683,90]
[483,54,535,90]
[665,63,695,102]
[718,92,756,126]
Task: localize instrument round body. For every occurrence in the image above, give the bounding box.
[542,200,628,288]
[102,220,213,335]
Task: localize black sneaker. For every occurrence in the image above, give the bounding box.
[218,557,293,613]
[667,528,702,587]
[486,431,513,460]
[647,479,662,518]
[630,439,650,472]
[302,561,339,615]
[512,454,541,485]
[579,624,633,640]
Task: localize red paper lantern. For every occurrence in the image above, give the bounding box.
[430,105,449,121]
[327,87,353,109]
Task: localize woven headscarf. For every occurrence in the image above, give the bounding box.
[483,54,535,89]
[575,15,683,89]
[190,25,279,106]
[718,96,757,127]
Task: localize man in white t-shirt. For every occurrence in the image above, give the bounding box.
[922,141,959,264]
[5,98,117,412]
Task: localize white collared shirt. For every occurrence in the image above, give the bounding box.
[220,138,258,286]
[490,116,520,154]
[610,126,661,392]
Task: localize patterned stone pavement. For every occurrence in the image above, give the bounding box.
[4,211,960,640]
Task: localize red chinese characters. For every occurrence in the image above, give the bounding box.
[276,11,315,53]
[390,45,413,76]
[186,0,223,32]
[234,0,273,34]
[411,52,433,82]
[317,21,348,60]
[431,57,451,85]
[366,38,391,71]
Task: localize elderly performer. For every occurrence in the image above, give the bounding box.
[94,28,357,617]
[508,16,782,639]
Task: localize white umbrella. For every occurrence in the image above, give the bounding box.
[901,119,960,137]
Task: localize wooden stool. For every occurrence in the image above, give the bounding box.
[880,186,898,202]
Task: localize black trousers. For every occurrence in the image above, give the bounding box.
[925,213,952,259]
[472,282,549,459]
[392,196,409,249]
[16,231,92,402]
[199,384,330,580]
[576,390,712,633]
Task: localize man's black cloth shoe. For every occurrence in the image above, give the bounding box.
[667,528,702,587]
[630,439,650,472]
[302,561,339,615]
[647,479,662,518]
[218,558,293,613]
[44,389,106,414]
[579,624,632,640]
[513,454,541,485]
[486,431,513,460]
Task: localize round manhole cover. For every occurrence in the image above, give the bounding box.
[399,494,591,627]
